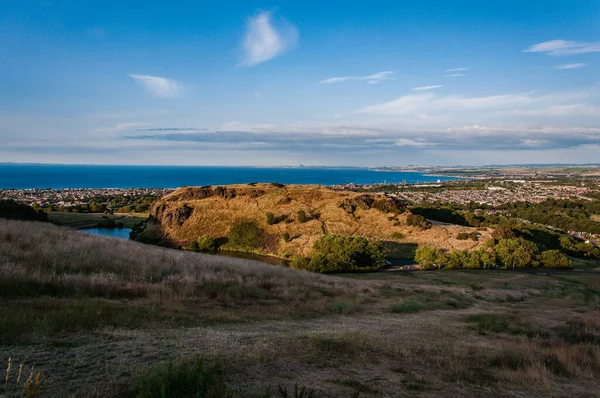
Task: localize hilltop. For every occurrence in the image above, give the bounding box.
[137,183,492,259]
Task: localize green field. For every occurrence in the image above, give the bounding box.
[47,211,147,229]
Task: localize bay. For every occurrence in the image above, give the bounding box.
[0,164,455,189]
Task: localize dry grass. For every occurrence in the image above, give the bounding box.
[0,219,373,343]
[146,184,492,258]
[2,218,600,396]
[591,214,600,222]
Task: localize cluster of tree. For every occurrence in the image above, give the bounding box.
[494,224,600,259]
[0,200,48,222]
[410,200,599,260]
[415,238,572,270]
[499,199,600,234]
[406,214,431,230]
[39,195,158,214]
[411,205,481,227]
[291,235,386,273]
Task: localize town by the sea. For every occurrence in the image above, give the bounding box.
[0,164,456,189]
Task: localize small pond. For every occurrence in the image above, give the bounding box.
[81,227,132,239]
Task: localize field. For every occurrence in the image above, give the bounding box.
[1,219,600,397]
[592,214,600,222]
[47,211,147,229]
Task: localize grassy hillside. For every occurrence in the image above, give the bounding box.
[139,184,491,258]
[47,211,147,229]
[2,219,600,397]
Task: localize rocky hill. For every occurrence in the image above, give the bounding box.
[137,184,492,259]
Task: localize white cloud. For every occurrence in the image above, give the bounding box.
[360,92,536,116]
[129,74,180,98]
[219,121,276,132]
[524,40,600,56]
[358,71,395,84]
[412,85,443,91]
[445,73,466,78]
[445,68,468,72]
[241,11,298,67]
[96,122,152,133]
[319,76,359,84]
[396,138,436,147]
[318,71,395,84]
[555,63,587,70]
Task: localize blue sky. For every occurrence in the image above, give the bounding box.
[1,0,599,166]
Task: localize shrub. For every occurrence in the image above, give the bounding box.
[228,219,264,249]
[266,212,276,225]
[297,210,309,223]
[391,301,428,313]
[137,358,229,398]
[291,235,386,273]
[406,214,431,230]
[456,232,469,240]
[392,232,404,240]
[469,232,480,241]
[282,232,291,243]
[197,236,218,252]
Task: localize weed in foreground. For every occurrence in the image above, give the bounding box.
[136,358,230,398]
[3,357,42,398]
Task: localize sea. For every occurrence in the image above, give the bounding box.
[0,164,456,189]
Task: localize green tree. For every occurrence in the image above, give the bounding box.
[495,238,538,268]
[445,250,469,269]
[228,219,264,249]
[539,250,571,268]
[414,245,444,269]
[492,227,516,241]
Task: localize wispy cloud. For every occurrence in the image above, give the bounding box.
[412,85,442,91]
[96,123,152,133]
[445,73,466,78]
[358,71,395,84]
[128,74,180,98]
[136,128,201,132]
[359,90,597,117]
[319,76,359,84]
[241,11,298,67]
[555,63,587,70]
[445,67,468,72]
[396,138,437,147]
[524,40,600,56]
[319,71,394,84]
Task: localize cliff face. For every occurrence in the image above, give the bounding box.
[139,184,490,258]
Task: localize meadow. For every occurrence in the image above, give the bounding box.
[1,219,599,397]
